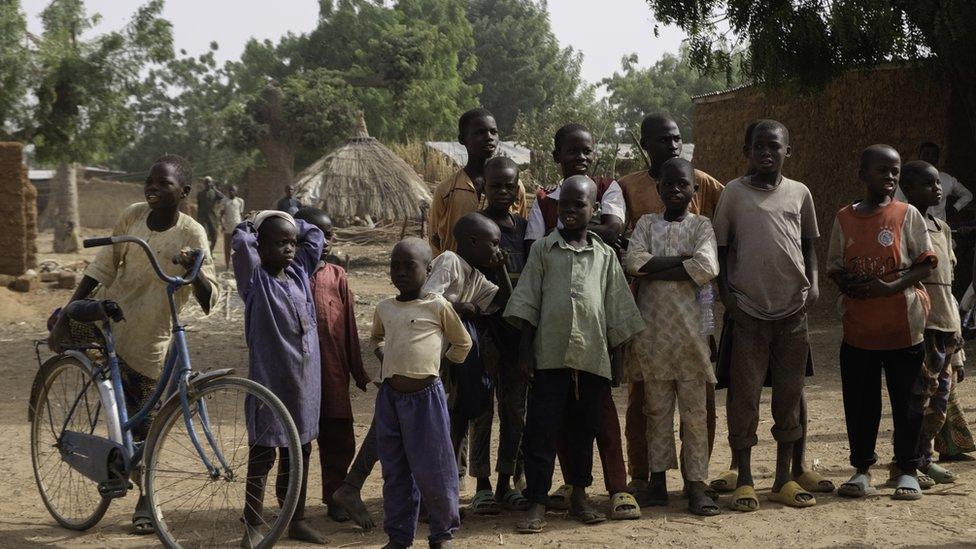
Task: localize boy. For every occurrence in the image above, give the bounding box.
[372,237,472,549]
[66,154,219,535]
[894,141,972,221]
[429,108,527,256]
[233,211,326,547]
[506,176,644,533]
[712,119,820,511]
[828,146,936,501]
[294,207,372,522]
[422,212,510,514]
[624,158,720,516]
[218,184,245,269]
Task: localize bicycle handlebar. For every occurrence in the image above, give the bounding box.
[82,236,204,287]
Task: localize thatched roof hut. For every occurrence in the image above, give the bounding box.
[294,114,432,224]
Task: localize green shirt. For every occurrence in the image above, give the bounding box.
[504,230,644,379]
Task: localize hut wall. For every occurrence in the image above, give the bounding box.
[0,142,38,276]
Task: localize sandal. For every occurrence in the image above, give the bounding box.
[709,470,738,493]
[609,492,641,520]
[688,492,720,517]
[924,463,958,484]
[515,516,546,534]
[498,489,530,511]
[891,474,923,501]
[887,472,934,490]
[547,484,572,511]
[768,480,816,508]
[729,485,759,512]
[470,489,501,515]
[794,471,835,493]
[568,507,607,525]
[838,473,876,498]
[131,506,154,535]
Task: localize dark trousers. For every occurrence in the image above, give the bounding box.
[450,401,493,480]
[243,442,312,525]
[376,380,459,545]
[318,417,356,506]
[345,419,377,490]
[489,335,528,478]
[523,369,607,506]
[557,389,627,494]
[840,342,925,472]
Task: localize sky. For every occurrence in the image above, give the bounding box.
[20,0,687,86]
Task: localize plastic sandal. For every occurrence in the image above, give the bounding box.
[794,471,835,493]
[892,474,923,501]
[609,492,641,520]
[710,470,738,493]
[547,484,572,511]
[838,473,877,498]
[498,489,530,511]
[729,485,759,512]
[768,480,816,508]
[470,489,501,515]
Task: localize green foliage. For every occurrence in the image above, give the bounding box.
[602,46,745,141]
[465,0,581,134]
[0,1,30,137]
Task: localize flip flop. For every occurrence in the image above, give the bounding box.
[498,488,530,511]
[891,474,923,501]
[794,471,835,493]
[515,516,546,534]
[887,473,934,490]
[710,470,738,493]
[130,509,155,535]
[838,473,877,498]
[768,480,816,508]
[924,463,958,484]
[470,489,501,515]
[547,484,572,511]
[688,491,720,517]
[729,485,759,512]
[568,507,607,525]
[609,492,641,520]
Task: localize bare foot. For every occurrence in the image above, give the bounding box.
[288,519,326,545]
[326,504,351,523]
[332,483,375,531]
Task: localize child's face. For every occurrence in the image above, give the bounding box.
[641,121,682,166]
[459,225,502,269]
[228,186,238,198]
[902,167,942,209]
[284,185,295,198]
[144,163,188,210]
[257,218,298,272]
[657,167,696,212]
[460,116,499,160]
[484,167,519,211]
[749,127,790,176]
[307,215,334,257]
[557,182,595,231]
[390,246,429,296]
[861,149,901,199]
[553,131,595,178]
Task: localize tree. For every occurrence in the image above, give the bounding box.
[602,46,745,141]
[643,0,976,138]
[30,0,173,252]
[465,0,582,134]
[0,1,30,137]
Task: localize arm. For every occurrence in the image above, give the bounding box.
[428,187,446,255]
[517,324,536,382]
[950,176,973,211]
[294,219,325,275]
[848,208,936,298]
[440,301,473,364]
[68,276,100,303]
[590,214,624,246]
[802,237,819,308]
[341,274,370,389]
[231,222,262,299]
[591,182,626,244]
[370,306,386,374]
[716,246,736,311]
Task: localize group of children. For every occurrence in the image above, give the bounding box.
[66,106,971,548]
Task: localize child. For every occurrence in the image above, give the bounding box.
[217,184,245,269]
[372,237,472,549]
[712,119,820,511]
[294,207,372,522]
[624,158,720,516]
[828,145,937,501]
[233,210,326,547]
[429,108,527,256]
[66,154,219,535]
[898,161,965,487]
[505,175,644,533]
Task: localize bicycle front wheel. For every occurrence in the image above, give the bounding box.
[144,376,302,549]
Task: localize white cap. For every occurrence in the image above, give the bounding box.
[253,210,297,231]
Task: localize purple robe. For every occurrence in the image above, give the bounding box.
[233,219,324,446]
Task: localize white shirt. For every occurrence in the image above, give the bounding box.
[218,197,245,232]
[895,171,972,220]
[421,251,499,312]
[525,180,627,241]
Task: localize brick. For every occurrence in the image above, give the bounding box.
[58,271,79,289]
[12,274,38,293]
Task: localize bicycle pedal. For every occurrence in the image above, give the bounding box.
[97,478,129,499]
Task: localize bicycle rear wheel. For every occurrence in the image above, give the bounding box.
[144,376,302,549]
[30,355,112,530]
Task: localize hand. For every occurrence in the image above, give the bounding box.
[357,378,371,392]
[489,247,508,269]
[957,365,966,383]
[174,247,201,269]
[518,350,534,384]
[846,277,893,299]
[804,284,820,309]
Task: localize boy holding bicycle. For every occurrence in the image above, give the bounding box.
[64,154,220,535]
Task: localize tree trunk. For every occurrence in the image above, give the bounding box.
[52,162,81,253]
[247,138,295,209]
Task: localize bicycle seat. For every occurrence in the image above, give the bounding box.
[47,300,124,353]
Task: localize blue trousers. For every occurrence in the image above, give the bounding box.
[376,379,459,545]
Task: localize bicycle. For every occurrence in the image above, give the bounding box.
[29,235,302,548]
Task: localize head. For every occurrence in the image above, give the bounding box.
[858,144,901,199]
[203,176,213,189]
[294,206,334,257]
[919,141,941,167]
[145,154,191,210]
[458,108,498,162]
[749,119,791,177]
[453,212,502,269]
[283,185,295,198]
[256,212,299,273]
[227,184,238,198]
[390,237,432,297]
[657,158,697,213]
[639,114,682,166]
[899,160,941,210]
[552,123,595,178]
[483,156,519,212]
[742,120,760,172]
[558,175,597,231]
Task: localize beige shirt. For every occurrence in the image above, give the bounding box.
[371,293,472,380]
[421,251,499,312]
[712,176,819,320]
[923,216,961,333]
[85,203,220,378]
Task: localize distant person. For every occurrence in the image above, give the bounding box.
[217,185,245,269]
[196,176,222,251]
[894,141,972,221]
[827,145,936,502]
[276,185,301,215]
[428,108,528,256]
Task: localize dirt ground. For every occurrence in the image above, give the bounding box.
[4,230,976,548]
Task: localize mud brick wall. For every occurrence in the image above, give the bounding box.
[0,142,38,276]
